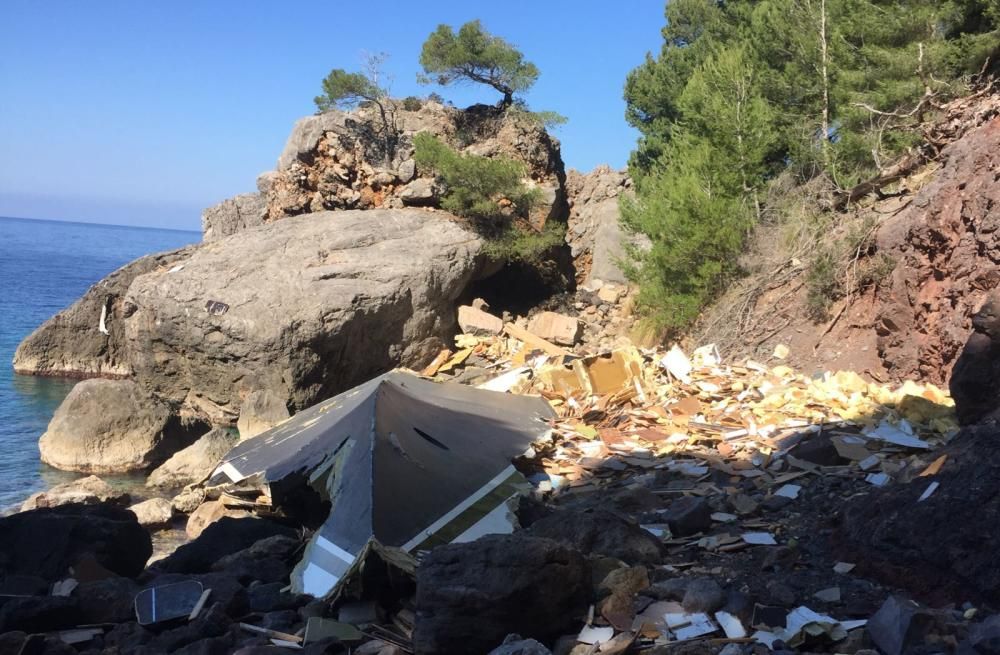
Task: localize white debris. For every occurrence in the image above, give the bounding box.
[711,512,738,523]
[833,562,856,574]
[742,532,777,545]
[865,472,891,487]
[715,611,747,638]
[775,484,801,499]
[778,606,848,646]
[667,612,718,640]
[578,625,615,645]
[918,481,940,502]
[863,420,931,449]
[661,345,692,384]
[814,587,841,602]
[752,630,780,648]
[858,455,881,471]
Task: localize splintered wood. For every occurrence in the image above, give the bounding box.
[431,333,958,496]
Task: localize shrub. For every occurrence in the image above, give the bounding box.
[402,96,423,111]
[412,132,539,228]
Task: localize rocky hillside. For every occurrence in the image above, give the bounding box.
[695,89,1000,386]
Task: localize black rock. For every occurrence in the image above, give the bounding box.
[152,517,296,575]
[867,595,933,655]
[488,633,553,654]
[74,576,140,624]
[0,596,81,633]
[0,503,151,583]
[414,534,589,655]
[148,602,232,653]
[789,435,849,467]
[663,496,712,537]
[248,581,307,613]
[527,508,663,565]
[682,578,726,613]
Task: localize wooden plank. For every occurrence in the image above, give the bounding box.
[503,322,571,357]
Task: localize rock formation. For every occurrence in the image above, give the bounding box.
[202,100,567,241]
[38,379,200,474]
[125,209,483,418]
[564,166,642,286]
[146,427,237,488]
[12,247,193,379]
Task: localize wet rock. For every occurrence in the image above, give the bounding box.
[664,496,712,537]
[20,474,129,511]
[185,499,253,539]
[38,379,199,474]
[415,534,589,655]
[682,578,726,613]
[0,503,151,582]
[153,517,296,575]
[129,497,175,529]
[237,391,290,440]
[148,428,238,488]
[527,509,663,565]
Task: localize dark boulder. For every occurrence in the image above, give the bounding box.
[151,517,296,575]
[839,422,1000,604]
[951,292,1000,425]
[211,534,300,585]
[0,596,81,633]
[414,534,589,655]
[0,503,150,583]
[527,508,663,565]
[74,576,140,624]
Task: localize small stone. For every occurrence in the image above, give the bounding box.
[458,305,504,336]
[129,498,174,529]
[527,312,582,346]
[664,496,712,536]
[597,285,623,304]
[682,578,726,613]
[172,487,206,514]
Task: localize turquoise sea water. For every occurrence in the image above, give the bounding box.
[0,216,199,512]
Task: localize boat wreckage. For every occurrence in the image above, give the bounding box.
[207,370,555,598]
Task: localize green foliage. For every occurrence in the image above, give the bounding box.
[507,103,568,130]
[481,221,566,263]
[412,132,539,226]
[413,132,554,262]
[314,69,384,112]
[402,96,423,111]
[806,247,841,320]
[621,0,999,331]
[419,20,539,106]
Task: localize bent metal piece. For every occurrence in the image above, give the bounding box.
[209,370,554,598]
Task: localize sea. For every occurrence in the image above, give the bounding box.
[0,216,199,512]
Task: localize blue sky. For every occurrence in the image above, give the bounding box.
[0,1,664,230]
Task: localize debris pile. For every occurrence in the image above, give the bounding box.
[2,297,989,655]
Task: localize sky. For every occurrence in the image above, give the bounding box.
[0,1,665,231]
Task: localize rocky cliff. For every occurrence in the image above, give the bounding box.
[203,100,567,241]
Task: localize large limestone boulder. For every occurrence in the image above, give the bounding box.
[39,379,195,474]
[12,248,193,378]
[147,427,236,488]
[236,390,289,439]
[124,209,483,416]
[201,193,266,242]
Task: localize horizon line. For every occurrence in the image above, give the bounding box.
[0,214,202,235]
